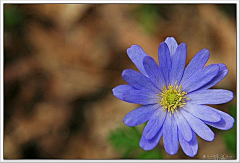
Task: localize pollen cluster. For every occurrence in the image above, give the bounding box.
[158,81,189,115]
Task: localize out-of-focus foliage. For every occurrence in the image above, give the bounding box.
[4,5,24,29]
[223,104,236,157]
[108,125,163,159]
[132,5,161,34]
[218,4,236,19]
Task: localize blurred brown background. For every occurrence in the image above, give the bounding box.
[4,4,236,159]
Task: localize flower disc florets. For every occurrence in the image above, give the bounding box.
[158,81,189,115]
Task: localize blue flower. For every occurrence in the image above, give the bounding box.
[112,37,235,157]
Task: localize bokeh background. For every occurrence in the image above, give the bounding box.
[4,4,236,159]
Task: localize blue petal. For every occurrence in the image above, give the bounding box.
[143,56,166,90]
[180,48,209,84]
[112,84,137,101]
[158,42,172,84]
[127,45,149,77]
[179,130,198,157]
[122,89,159,105]
[169,43,187,85]
[180,109,214,141]
[204,107,235,130]
[122,69,159,93]
[140,127,163,151]
[163,113,179,155]
[123,104,160,127]
[183,102,221,122]
[181,64,219,93]
[164,37,178,59]
[142,107,167,140]
[173,111,192,142]
[198,63,228,90]
[187,89,234,104]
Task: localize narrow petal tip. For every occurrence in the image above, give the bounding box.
[229,91,234,101]
[164,37,178,45]
[179,42,187,48]
[123,116,133,127]
[225,117,235,130]
[201,48,210,54]
[121,69,127,78]
[127,44,139,53]
[167,150,178,155]
[159,41,168,48]
[139,143,152,151]
[218,63,227,70]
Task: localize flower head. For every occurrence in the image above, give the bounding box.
[112,37,234,157]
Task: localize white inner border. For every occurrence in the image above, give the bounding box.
[0,1,239,163]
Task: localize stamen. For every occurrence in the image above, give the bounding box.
[158,81,189,115]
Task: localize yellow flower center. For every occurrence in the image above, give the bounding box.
[157,81,189,116]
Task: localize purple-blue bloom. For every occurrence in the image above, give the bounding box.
[112,37,235,157]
